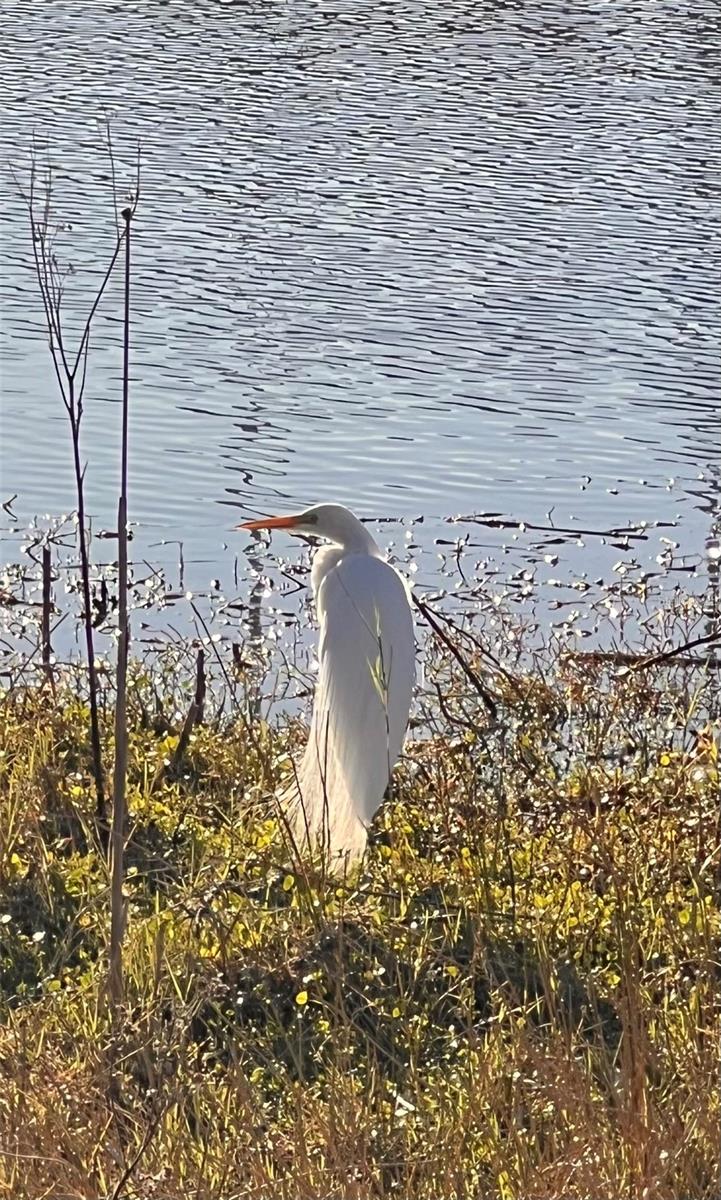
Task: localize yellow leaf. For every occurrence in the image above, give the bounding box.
[9,852,28,879]
[295,991,308,1006]
[282,874,295,892]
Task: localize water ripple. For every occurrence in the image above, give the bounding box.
[0,0,718,565]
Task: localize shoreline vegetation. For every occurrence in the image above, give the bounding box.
[1,149,719,1199]
[0,617,719,1198]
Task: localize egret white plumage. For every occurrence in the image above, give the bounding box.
[237,503,415,862]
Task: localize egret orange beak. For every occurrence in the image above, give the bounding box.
[236,513,302,532]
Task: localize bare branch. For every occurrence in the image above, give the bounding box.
[71,232,125,381]
[412,594,499,721]
[105,116,120,235]
[109,205,133,1012]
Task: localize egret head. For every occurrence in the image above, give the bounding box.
[237,503,377,551]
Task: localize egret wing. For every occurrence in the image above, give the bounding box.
[310,553,415,827]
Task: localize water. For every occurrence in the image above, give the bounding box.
[1,0,719,624]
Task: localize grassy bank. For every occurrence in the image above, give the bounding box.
[0,628,718,1199]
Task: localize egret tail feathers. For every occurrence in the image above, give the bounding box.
[279,749,369,868]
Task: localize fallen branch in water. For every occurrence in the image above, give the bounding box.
[624,629,720,674]
[566,636,721,672]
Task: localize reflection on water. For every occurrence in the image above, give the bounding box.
[2,498,720,724]
[1,0,719,588]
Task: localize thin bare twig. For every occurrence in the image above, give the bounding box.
[152,647,206,792]
[412,594,499,721]
[109,205,133,1012]
[105,116,120,235]
[41,545,53,679]
[109,1104,165,1200]
[22,150,119,823]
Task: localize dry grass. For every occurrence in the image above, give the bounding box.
[0,632,718,1199]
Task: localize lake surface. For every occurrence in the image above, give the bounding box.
[1,0,719,620]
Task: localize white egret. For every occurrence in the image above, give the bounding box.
[238,503,415,863]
